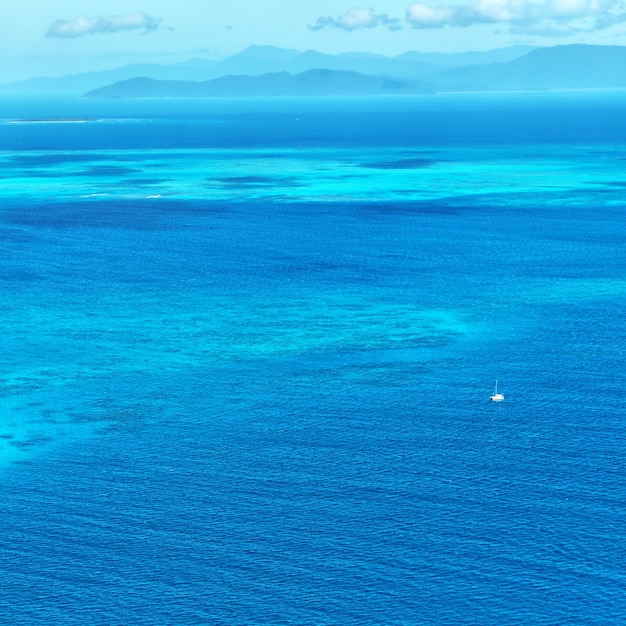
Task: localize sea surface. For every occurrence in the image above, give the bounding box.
[0,92,625,624]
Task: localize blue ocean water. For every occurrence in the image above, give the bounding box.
[0,92,625,624]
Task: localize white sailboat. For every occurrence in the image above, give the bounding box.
[490,379,505,402]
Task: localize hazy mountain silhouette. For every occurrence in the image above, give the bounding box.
[0,60,218,96]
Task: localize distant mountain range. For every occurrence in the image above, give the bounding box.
[3,44,626,98]
[433,44,626,91]
[0,44,534,96]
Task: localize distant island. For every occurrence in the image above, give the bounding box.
[3,44,626,98]
[84,70,433,99]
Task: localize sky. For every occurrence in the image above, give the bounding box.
[4,0,626,82]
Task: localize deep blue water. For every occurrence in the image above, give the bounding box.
[0,93,625,624]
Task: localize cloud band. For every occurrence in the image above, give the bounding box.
[309,1,626,35]
[309,8,401,31]
[46,12,161,38]
[405,0,626,34]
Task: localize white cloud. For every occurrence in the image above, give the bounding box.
[310,8,401,31]
[406,0,626,34]
[405,4,453,27]
[46,12,161,38]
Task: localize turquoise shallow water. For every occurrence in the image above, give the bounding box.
[0,94,625,624]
